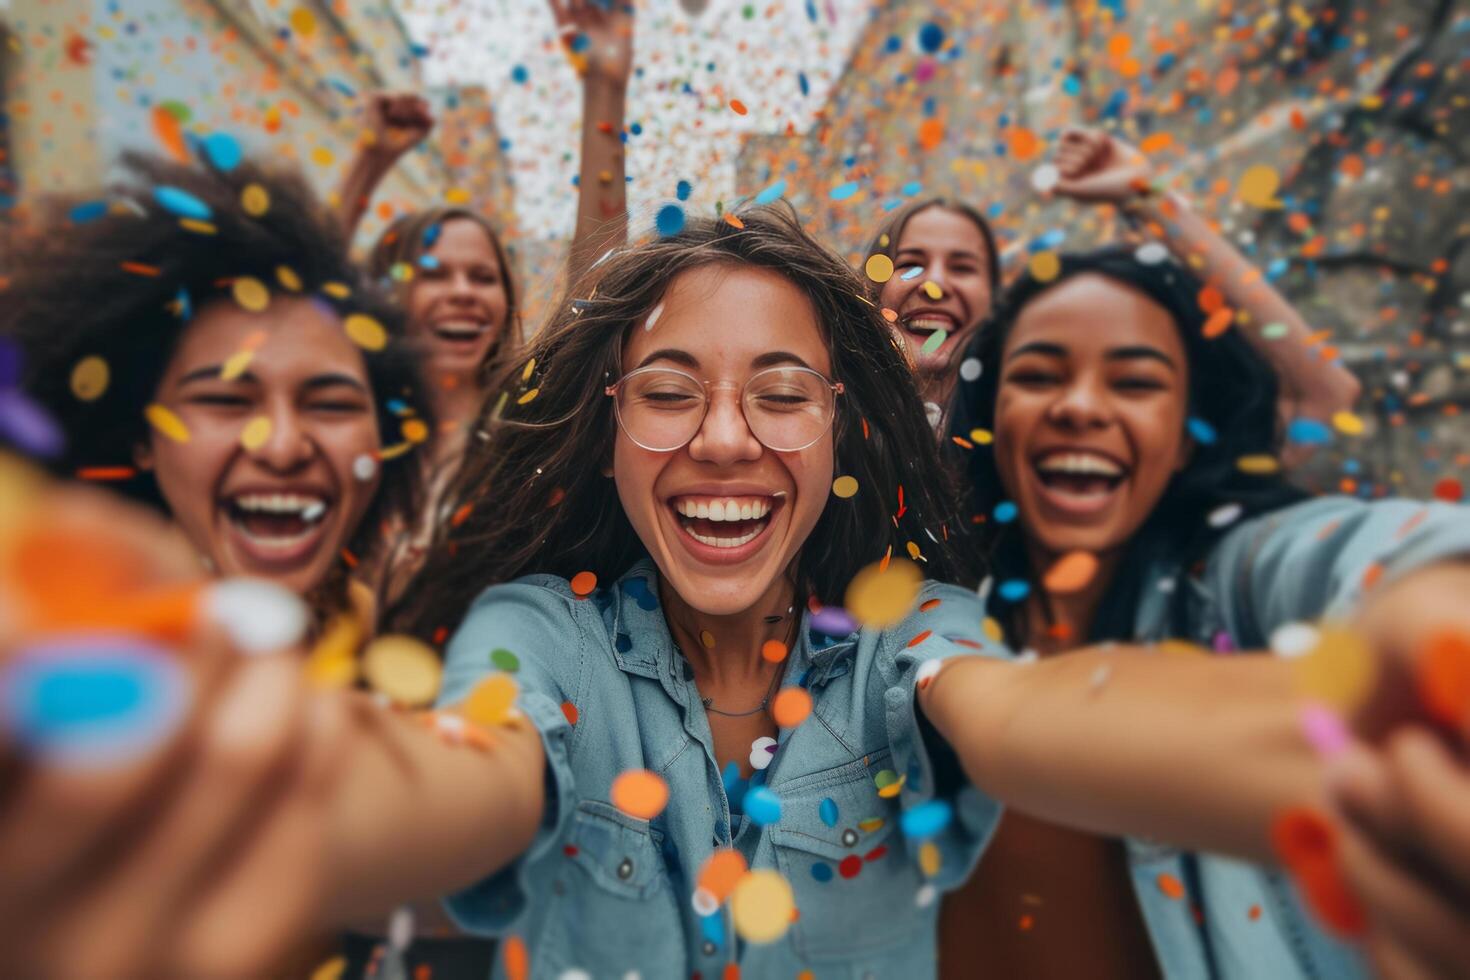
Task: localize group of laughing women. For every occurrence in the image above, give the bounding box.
[3,3,1469,978]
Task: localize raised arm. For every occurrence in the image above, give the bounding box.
[550,0,634,287]
[1049,128,1362,425]
[333,92,436,240]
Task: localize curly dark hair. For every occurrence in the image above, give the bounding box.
[947,245,1306,645]
[2,150,434,616]
[396,203,976,642]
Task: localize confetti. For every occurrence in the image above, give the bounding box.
[1417,630,1470,728]
[610,768,669,820]
[239,416,272,451]
[69,356,109,401]
[460,673,519,727]
[864,253,895,283]
[362,635,443,707]
[344,313,388,351]
[770,687,812,728]
[1042,551,1099,594]
[844,557,922,628]
[144,403,190,443]
[831,475,859,498]
[730,870,795,943]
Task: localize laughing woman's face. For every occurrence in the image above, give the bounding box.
[137,297,384,596]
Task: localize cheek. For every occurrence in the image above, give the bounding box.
[149,433,228,522]
[878,277,910,312]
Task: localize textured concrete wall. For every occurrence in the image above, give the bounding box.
[737,0,1470,500]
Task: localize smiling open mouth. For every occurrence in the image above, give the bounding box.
[669,495,779,550]
[431,319,491,343]
[1032,451,1127,506]
[222,492,332,561]
[901,313,957,336]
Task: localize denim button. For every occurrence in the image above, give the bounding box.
[841,828,859,847]
[617,857,634,880]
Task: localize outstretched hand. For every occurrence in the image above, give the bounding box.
[1049,128,1155,205]
[550,0,635,85]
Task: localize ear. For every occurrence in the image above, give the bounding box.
[133,439,155,472]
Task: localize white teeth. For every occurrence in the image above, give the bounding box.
[686,528,761,549]
[673,497,773,521]
[231,493,328,516]
[1035,452,1125,478]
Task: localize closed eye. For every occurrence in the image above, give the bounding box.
[187,393,251,408]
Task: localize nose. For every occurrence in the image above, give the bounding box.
[250,403,315,472]
[1045,374,1111,431]
[447,270,477,302]
[686,387,762,465]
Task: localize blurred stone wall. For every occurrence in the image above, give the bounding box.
[737,0,1470,500]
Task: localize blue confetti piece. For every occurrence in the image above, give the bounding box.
[328,77,357,99]
[998,579,1031,602]
[655,204,686,236]
[570,32,590,53]
[745,787,783,826]
[917,21,946,54]
[993,500,1018,523]
[418,254,441,270]
[1,639,187,768]
[154,186,212,221]
[510,64,529,84]
[900,799,953,839]
[1287,417,1333,445]
[202,132,243,172]
[676,179,692,202]
[798,71,810,97]
[829,180,860,201]
[753,179,786,205]
[819,797,838,827]
[700,910,724,946]
[900,264,925,281]
[811,861,834,882]
[901,180,924,197]
[69,200,108,224]
[1186,417,1217,444]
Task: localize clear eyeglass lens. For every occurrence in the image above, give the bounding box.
[617,369,707,451]
[615,367,835,452]
[743,368,834,451]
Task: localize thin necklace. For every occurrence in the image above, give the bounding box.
[702,659,785,717]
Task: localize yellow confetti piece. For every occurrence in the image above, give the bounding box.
[1292,624,1377,711]
[378,441,413,461]
[308,954,347,980]
[179,218,217,235]
[445,187,472,205]
[1029,251,1062,282]
[70,356,109,401]
[289,5,317,36]
[144,403,190,443]
[322,281,351,300]
[232,276,270,313]
[401,418,429,444]
[982,616,1005,643]
[305,615,362,689]
[344,313,387,351]
[521,358,536,382]
[310,146,335,167]
[699,629,715,649]
[240,415,272,451]
[1238,164,1283,209]
[517,388,540,405]
[831,475,859,498]
[969,428,993,445]
[919,840,941,877]
[921,280,943,300]
[241,183,270,217]
[845,557,922,629]
[1332,411,1365,436]
[858,817,885,832]
[730,870,795,944]
[220,349,254,381]
[362,634,442,708]
[864,253,895,283]
[1236,454,1281,475]
[460,673,519,727]
[876,772,906,798]
[276,265,303,292]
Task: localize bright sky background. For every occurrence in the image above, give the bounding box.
[394,0,872,240]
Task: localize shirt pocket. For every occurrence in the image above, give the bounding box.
[534,798,685,977]
[770,749,923,961]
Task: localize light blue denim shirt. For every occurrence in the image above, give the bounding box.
[437,561,1008,978]
[1108,495,1470,980]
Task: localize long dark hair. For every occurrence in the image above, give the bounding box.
[367,206,521,382]
[398,203,974,642]
[3,151,434,615]
[948,246,1306,644]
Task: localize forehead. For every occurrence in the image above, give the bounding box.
[896,206,987,257]
[428,217,500,267]
[166,296,370,381]
[1005,273,1186,362]
[622,264,830,375]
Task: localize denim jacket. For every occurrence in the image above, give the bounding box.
[1096,495,1470,979]
[437,562,1008,979]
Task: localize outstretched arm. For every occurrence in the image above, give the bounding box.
[551,0,634,287]
[1049,128,1362,426]
[334,92,436,240]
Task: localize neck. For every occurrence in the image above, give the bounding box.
[429,377,485,466]
[659,573,799,689]
[1020,541,1122,655]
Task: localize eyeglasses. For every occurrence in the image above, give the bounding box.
[605,365,844,453]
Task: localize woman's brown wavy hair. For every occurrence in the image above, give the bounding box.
[396,203,978,642]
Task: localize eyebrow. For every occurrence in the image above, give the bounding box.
[176,366,370,392]
[750,350,813,370]
[634,348,700,370]
[1006,341,1177,371]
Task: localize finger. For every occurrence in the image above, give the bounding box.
[0,622,235,898]
[1336,817,1470,976]
[1328,741,1408,845]
[25,652,305,978]
[1387,729,1470,885]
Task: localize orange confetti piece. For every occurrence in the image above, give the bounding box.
[152,105,189,164]
[1203,307,1235,338]
[1417,630,1470,728]
[570,570,597,597]
[729,99,748,115]
[1156,873,1185,900]
[723,212,745,229]
[501,935,529,980]
[560,701,580,725]
[771,688,812,728]
[75,466,137,481]
[610,769,669,820]
[1139,132,1174,154]
[1042,551,1099,594]
[906,629,932,648]
[697,848,749,903]
[1270,807,1367,938]
[1008,127,1042,162]
[918,118,944,152]
[761,640,788,663]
